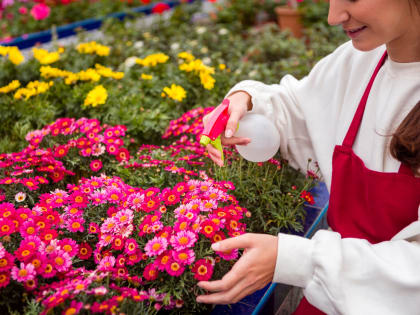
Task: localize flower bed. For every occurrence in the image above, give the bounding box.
[0,1,345,313]
[0,0,167,42]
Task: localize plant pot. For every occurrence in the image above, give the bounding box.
[275,6,303,38]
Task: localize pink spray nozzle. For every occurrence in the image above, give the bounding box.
[201,99,230,141]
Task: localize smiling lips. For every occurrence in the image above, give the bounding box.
[345,26,367,38]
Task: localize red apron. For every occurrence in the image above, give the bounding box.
[293,52,420,314]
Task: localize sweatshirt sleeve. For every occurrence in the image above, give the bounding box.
[273,206,420,315]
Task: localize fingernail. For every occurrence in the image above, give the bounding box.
[196,297,203,303]
[212,242,220,251]
[225,129,233,138]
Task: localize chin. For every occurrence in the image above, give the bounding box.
[351,40,382,52]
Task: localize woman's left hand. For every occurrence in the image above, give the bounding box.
[196,233,278,304]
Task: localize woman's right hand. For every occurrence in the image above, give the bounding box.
[203,91,253,166]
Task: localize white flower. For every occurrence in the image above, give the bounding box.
[202,57,211,65]
[15,192,26,203]
[196,26,207,34]
[134,41,144,50]
[124,56,138,69]
[218,28,228,35]
[170,42,180,51]
[249,70,258,77]
[200,47,209,54]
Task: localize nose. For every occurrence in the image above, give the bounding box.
[327,0,350,26]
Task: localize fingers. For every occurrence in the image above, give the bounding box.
[206,144,223,166]
[211,233,254,252]
[220,135,251,146]
[196,277,253,304]
[224,109,242,138]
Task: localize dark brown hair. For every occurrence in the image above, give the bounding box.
[390,101,420,176]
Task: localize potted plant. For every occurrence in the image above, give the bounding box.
[275,0,303,38]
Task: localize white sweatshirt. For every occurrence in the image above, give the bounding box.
[227,41,420,315]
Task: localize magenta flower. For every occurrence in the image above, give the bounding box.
[30,3,50,21]
[50,251,71,272]
[11,262,36,282]
[172,248,195,266]
[170,230,197,250]
[90,159,103,172]
[145,236,167,257]
[124,238,138,255]
[98,255,116,271]
[165,261,185,277]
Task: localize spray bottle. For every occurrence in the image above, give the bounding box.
[200,99,280,163]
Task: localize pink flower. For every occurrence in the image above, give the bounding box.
[216,248,239,261]
[90,159,102,172]
[172,248,195,266]
[66,217,85,233]
[98,255,116,271]
[170,230,197,250]
[124,238,138,255]
[0,272,10,288]
[62,301,83,315]
[11,262,36,282]
[59,238,79,257]
[50,251,72,272]
[30,3,50,20]
[165,261,185,277]
[144,236,167,257]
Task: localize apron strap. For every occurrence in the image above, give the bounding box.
[343,51,388,147]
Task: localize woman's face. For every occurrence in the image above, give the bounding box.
[328,0,420,61]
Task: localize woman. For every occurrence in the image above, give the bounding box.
[196,0,420,314]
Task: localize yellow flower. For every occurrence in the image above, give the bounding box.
[84,85,108,107]
[32,48,61,65]
[219,63,226,70]
[95,64,124,80]
[0,46,24,65]
[0,80,20,94]
[178,52,195,62]
[136,53,169,67]
[76,42,110,57]
[162,84,186,102]
[199,72,215,90]
[141,73,153,80]
[14,81,53,100]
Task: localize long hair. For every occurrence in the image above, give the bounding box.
[390,101,420,176]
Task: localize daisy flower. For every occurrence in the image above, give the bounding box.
[172,248,195,266]
[192,258,214,281]
[98,256,116,271]
[11,262,36,282]
[170,230,197,250]
[124,238,138,255]
[216,248,239,261]
[14,192,26,203]
[165,261,185,277]
[143,263,158,281]
[144,236,167,257]
[90,159,103,172]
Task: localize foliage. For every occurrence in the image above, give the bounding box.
[0,0,162,39]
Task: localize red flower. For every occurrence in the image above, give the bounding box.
[143,263,158,280]
[90,159,103,172]
[115,148,130,162]
[300,190,315,205]
[192,258,213,281]
[152,2,170,14]
[78,242,92,260]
